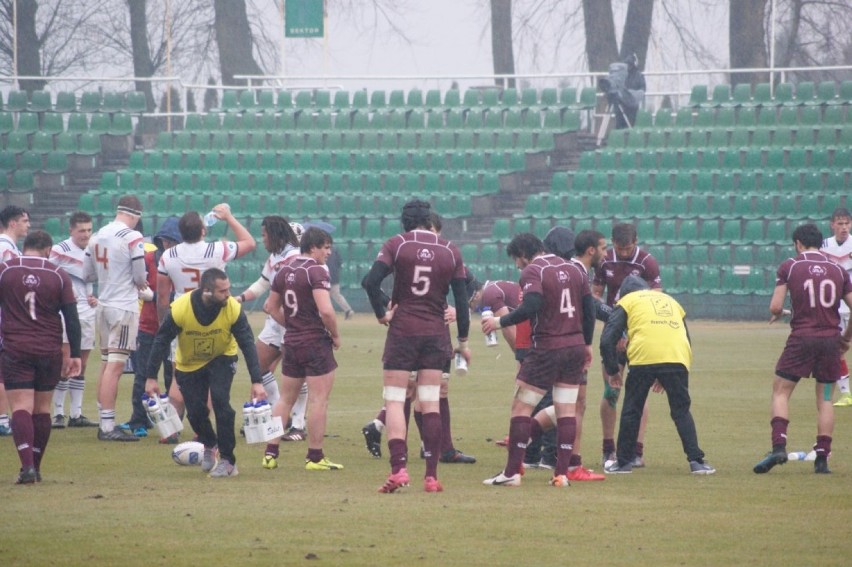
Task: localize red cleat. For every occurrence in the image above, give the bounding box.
[567,466,606,481]
[423,476,443,493]
[378,468,410,494]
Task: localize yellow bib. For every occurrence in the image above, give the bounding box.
[618,290,692,370]
[170,293,240,372]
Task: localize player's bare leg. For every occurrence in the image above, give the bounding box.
[303,371,342,470]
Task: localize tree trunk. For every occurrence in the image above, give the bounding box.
[620,0,654,69]
[213,0,264,86]
[16,0,45,92]
[490,0,515,89]
[127,0,156,112]
[730,0,769,85]
[582,0,618,73]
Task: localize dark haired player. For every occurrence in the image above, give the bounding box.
[482,232,595,488]
[754,224,852,475]
[820,207,852,408]
[362,200,470,493]
[592,222,661,467]
[0,230,81,484]
[262,227,343,471]
[235,216,300,410]
[0,205,31,436]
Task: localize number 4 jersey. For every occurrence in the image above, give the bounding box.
[520,253,591,350]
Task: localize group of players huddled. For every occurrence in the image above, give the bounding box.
[1,198,850,487]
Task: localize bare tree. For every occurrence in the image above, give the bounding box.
[582,0,618,72]
[0,0,107,92]
[213,0,264,85]
[621,0,654,67]
[772,0,852,82]
[127,0,155,111]
[490,0,515,88]
[730,0,769,85]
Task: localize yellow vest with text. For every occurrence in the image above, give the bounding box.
[170,293,240,372]
[617,290,692,370]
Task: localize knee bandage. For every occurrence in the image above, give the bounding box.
[552,385,579,404]
[383,386,408,403]
[603,382,620,408]
[107,351,129,364]
[514,385,544,407]
[417,385,441,402]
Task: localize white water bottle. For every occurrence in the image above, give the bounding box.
[243,402,253,429]
[145,395,164,424]
[454,352,468,376]
[203,211,219,227]
[482,308,498,347]
[787,451,807,461]
[159,393,172,419]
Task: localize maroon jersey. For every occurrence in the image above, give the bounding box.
[0,256,75,355]
[376,230,465,336]
[481,280,521,312]
[593,247,662,306]
[520,254,591,349]
[776,250,852,338]
[271,256,332,347]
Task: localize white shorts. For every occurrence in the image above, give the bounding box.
[257,316,285,348]
[96,306,139,352]
[62,307,96,351]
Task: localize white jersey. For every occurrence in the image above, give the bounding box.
[84,220,146,312]
[821,236,852,314]
[158,240,239,299]
[261,244,300,283]
[0,233,20,262]
[50,238,95,315]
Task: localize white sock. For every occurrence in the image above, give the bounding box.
[262,372,280,406]
[69,377,85,418]
[373,418,385,433]
[839,376,850,395]
[53,380,69,416]
[99,409,116,432]
[290,382,308,430]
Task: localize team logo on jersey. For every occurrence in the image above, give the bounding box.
[557,270,568,283]
[22,274,40,288]
[631,269,641,276]
[809,265,827,277]
[286,273,296,284]
[417,248,435,262]
[652,296,673,319]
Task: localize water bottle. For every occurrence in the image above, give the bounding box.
[454,352,468,376]
[145,395,164,424]
[787,451,807,461]
[242,402,253,430]
[203,211,219,227]
[482,308,498,347]
[159,393,172,419]
[255,401,270,427]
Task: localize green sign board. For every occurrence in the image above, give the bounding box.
[285,0,324,38]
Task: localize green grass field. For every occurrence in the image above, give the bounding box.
[3,314,850,566]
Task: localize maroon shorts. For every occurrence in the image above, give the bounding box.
[775,334,843,383]
[1,350,63,392]
[383,332,452,372]
[282,341,337,379]
[517,345,588,389]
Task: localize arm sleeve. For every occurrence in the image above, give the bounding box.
[362,261,392,318]
[144,313,180,380]
[450,277,470,340]
[582,294,596,345]
[499,292,544,328]
[595,297,613,322]
[600,306,628,375]
[131,255,147,288]
[232,311,263,384]
[59,302,82,358]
